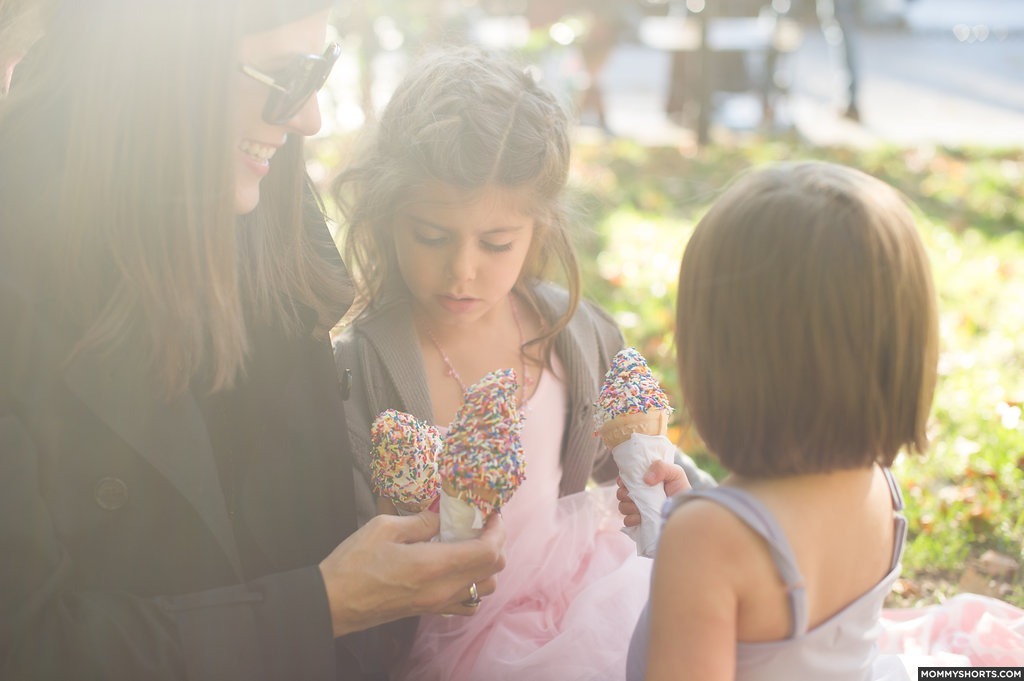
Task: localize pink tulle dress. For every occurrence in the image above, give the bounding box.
[393,359,652,681]
[390,361,1024,679]
[881,594,1024,671]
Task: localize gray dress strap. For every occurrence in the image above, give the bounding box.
[882,467,908,571]
[667,487,809,637]
[664,467,906,639]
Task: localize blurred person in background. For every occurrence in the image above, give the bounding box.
[816,0,861,120]
[525,0,632,133]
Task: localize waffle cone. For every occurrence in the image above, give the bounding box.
[441,480,503,512]
[599,409,670,448]
[376,495,433,516]
[441,480,461,500]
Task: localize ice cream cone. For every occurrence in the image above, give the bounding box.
[370,409,441,515]
[599,409,671,449]
[594,348,673,439]
[439,369,526,531]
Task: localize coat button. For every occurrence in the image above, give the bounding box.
[340,368,352,400]
[94,477,129,511]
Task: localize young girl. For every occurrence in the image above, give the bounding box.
[627,161,940,681]
[332,46,708,680]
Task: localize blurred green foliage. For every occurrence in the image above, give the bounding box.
[315,107,1023,604]
[568,139,1024,605]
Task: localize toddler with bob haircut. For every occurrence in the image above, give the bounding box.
[628,161,939,681]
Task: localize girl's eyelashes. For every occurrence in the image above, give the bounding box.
[411,230,515,253]
[412,232,448,247]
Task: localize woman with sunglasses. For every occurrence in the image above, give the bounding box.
[0,1,504,680]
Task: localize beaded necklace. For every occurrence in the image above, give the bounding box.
[424,295,535,408]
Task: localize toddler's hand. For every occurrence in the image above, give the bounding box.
[617,460,690,527]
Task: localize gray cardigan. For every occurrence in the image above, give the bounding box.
[333,283,625,526]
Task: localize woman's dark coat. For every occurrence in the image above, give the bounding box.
[0,210,385,680]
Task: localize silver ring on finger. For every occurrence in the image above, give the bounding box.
[462,582,481,607]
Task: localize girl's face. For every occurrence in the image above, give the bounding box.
[393,181,536,328]
[233,9,331,214]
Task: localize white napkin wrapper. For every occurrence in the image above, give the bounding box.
[611,432,677,558]
[439,490,485,542]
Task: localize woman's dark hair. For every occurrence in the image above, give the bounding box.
[0,0,350,397]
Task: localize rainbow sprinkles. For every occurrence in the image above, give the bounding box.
[370,409,442,512]
[595,347,674,429]
[441,368,526,516]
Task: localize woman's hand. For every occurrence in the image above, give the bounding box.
[318,509,505,637]
[616,460,690,527]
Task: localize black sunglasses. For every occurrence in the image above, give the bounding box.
[240,42,341,125]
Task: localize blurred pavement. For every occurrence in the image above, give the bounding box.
[319,0,1024,149]
[596,0,1024,147]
